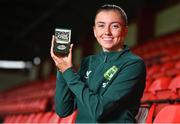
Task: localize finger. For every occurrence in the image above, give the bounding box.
[69,44,73,54]
[68,44,73,59]
[50,35,55,56]
[51,35,55,49]
[70,44,73,50]
[51,35,54,46]
[50,35,53,52]
[50,37,59,63]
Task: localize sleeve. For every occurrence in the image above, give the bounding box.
[55,70,76,117]
[62,59,146,121]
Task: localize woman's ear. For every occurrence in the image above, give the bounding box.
[120,26,128,38]
[123,26,128,36]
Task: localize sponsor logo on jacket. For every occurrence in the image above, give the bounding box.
[104,65,118,81]
[84,70,92,79]
[102,66,118,88]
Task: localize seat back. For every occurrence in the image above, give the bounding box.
[153,104,180,123]
[59,110,77,123]
[48,112,61,123]
[169,75,180,93]
[148,77,171,94]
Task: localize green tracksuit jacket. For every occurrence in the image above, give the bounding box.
[55,45,146,123]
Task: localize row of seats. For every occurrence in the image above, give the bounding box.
[132,31,180,60]
[0,98,49,114]
[132,31,180,123]
[3,103,180,123]
[141,74,180,103]
[132,31,180,67]
[0,78,56,114]
[0,78,55,103]
[146,60,180,81]
[3,111,77,123]
[141,103,180,123]
[3,103,179,123]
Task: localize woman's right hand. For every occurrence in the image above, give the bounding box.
[50,35,73,73]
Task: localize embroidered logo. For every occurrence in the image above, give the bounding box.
[84,70,92,79]
[104,66,118,81]
[102,81,109,88]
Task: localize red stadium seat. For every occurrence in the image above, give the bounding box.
[3,116,10,123]
[148,76,171,100]
[161,62,174,73]
[175,60,180,69]
[145,104,156,123]
[168,75,180,99]
[25,113,36,123]
[141,91,156,103]
[160,55,172,63]
[144,79,152,92]
[32,113,44,123]
[141,80,156,103]
[39,112,54,123]
[166,68,180,77]
[3,115,15,123]
[153,104,180,123]
[59,110,77,123]
[19,115,29,123]
[13,114,24,123]
[48,112,61,123]
[153,103,174,118]
[147,65,161,78]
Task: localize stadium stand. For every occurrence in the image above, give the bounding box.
[0,31,180,123]
[134,31,180,123]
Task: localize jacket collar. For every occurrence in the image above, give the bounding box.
[99,45,129,63]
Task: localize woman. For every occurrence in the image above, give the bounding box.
[50,4,146,123]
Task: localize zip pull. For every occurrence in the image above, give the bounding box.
[104,55,107,63]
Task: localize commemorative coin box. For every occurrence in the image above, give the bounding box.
[53,28,71,55]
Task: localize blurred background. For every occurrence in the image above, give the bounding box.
[0,0,180,123]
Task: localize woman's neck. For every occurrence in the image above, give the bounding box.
[103,47,123,52]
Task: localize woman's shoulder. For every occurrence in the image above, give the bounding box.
[124,51,144,62]
[82,54,100,62]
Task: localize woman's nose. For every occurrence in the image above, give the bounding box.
[104,27,111,35]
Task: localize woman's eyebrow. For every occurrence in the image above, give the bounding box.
[96,22,105,24]
[96,21,122,24]
[111,22,123,24]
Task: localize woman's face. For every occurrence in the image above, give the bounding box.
[94,10,128,52]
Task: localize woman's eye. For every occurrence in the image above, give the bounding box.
[111,24,120,29]
[96,24,105,28]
